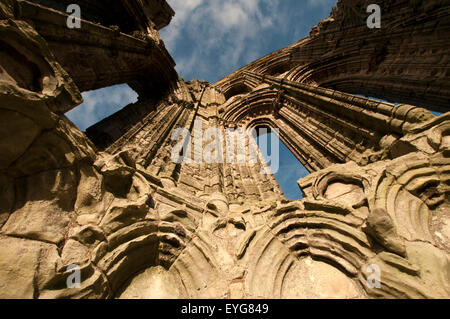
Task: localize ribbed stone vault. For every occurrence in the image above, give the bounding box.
[0,0,449,299]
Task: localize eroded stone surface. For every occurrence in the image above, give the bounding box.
[0,0,449,299]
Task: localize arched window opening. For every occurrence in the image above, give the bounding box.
[66,84,138,132]
[256,128,308,200]
[267,63,291,77]
[224,83,252,100]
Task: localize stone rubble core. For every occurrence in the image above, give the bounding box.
[0,0,449,299]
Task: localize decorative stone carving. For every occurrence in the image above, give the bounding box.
[0,0,448,299]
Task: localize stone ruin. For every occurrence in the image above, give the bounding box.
[0,0,449,298]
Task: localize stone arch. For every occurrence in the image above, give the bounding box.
[222,88,360,172]
[285,51,449,113]
[266,62,292,77]
[245,116,328,173]
[223,81,253,100]
[251,53,292,77]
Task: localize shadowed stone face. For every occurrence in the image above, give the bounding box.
[0,42,42,92]
[0,0,449,299]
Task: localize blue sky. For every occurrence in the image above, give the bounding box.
[65,0,443,200]
[66,84,138,131]
[66,0,339,199]
[161,0,337,82]
[257,132,307,200]
[67,0,337,131]
[276,136,308,199]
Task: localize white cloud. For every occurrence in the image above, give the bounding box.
[161,0,336,82]
[67,1,338,129]
[66,84,138,131]
[161,0,288,81]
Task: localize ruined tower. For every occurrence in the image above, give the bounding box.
[0,0,449,299]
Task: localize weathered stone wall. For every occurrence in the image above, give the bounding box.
[19,0,177,100]
[216,0,450,113]
[0,0,448,299]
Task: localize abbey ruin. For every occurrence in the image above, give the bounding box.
[0,0,449,298]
